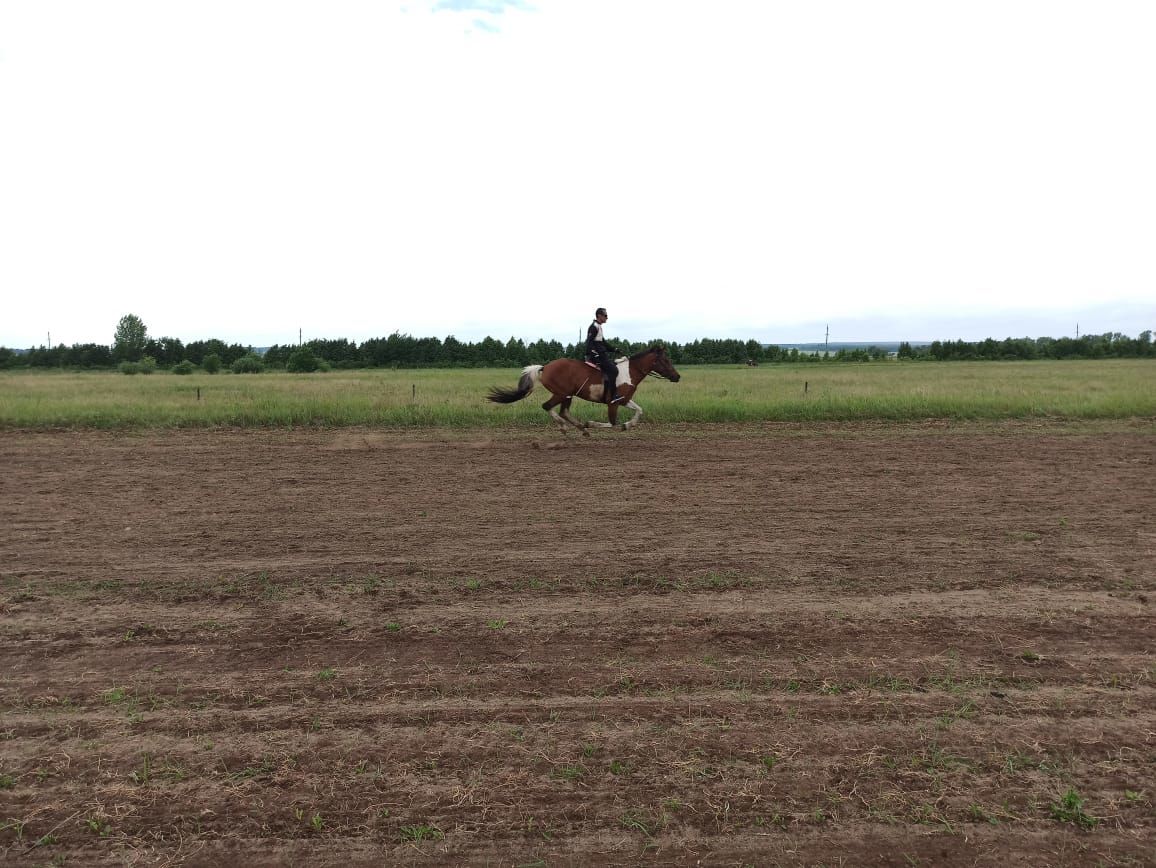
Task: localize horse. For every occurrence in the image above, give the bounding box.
[487,345,681,434]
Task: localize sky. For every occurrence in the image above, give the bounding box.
[1,0,1153,349]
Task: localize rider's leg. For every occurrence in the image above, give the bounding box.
[599,356,621,403]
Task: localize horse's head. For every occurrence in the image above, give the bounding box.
[647,346,681,382]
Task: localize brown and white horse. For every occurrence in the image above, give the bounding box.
[487,346,681,434]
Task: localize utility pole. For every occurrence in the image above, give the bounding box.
[825,324,829,355]
[299,328,302,346]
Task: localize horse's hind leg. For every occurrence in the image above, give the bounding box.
[542,394,581,435]
[559,398,590,437]
[541,395,568,433]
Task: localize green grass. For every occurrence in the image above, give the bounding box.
[1,360,1154,428]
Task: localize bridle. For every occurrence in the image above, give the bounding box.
[637,348,675,380]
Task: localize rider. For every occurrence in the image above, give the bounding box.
[586,307,624,403]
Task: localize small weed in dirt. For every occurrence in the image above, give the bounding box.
[361,575,382,594]
[317,668,337,681]
[486,619,507,630]
[0,773,14,789]
[229,755,282,781]
[967,803,999,825]
[1003,750,1040,773]
[464,578,483,591]
[385,621,401,632]
[399,823,443,842]
[1019,650,1043,663]
[1008,530,1041,542]
[620,810,657,837]
[913,744,971,772]
[103,687,131,705]
[936,699,978,729]
[84,816,112,837]
[553,765,584,782]
[1050,788,1097,829]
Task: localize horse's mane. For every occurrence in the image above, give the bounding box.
[628,345,664,361]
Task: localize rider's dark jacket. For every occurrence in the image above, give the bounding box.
[585,321,618,362]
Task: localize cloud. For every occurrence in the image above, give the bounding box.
[426,0,534,32]
[432,0,530,13]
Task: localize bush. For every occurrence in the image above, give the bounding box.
[119,361,140,375]
[172,360,196,375]
[231,353,264,374]
[286,346,322,373]
[202,353,222,374]
[138,356,157,374]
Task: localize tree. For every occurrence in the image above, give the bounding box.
[287,346,322,372]
[113,314,149,362]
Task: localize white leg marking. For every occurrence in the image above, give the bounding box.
[622,400,643,429]
[560,408,586,431]
[548,407,569,432]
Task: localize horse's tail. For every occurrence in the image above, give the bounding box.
[487,364,543,404]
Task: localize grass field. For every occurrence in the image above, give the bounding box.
[1,359,1154,428]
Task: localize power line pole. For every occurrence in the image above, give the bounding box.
[825,324,829,355]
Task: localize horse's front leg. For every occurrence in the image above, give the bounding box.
[583,399,617,431]
[620,399,643,430]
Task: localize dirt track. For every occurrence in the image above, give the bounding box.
[1,422,1154,866]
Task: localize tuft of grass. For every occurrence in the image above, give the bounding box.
[1050,788,1097,829]
[553,765,584,782]
[967,804,999,825]
[84,816,112,837]
[317,668,337,681]
[399,823,443,842]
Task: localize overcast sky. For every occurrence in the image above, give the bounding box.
[2,1,1153,349]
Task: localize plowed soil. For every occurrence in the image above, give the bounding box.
[1,422,1153,866]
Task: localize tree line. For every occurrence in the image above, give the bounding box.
[897,333,1154,361]
[1,315,1151,371]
